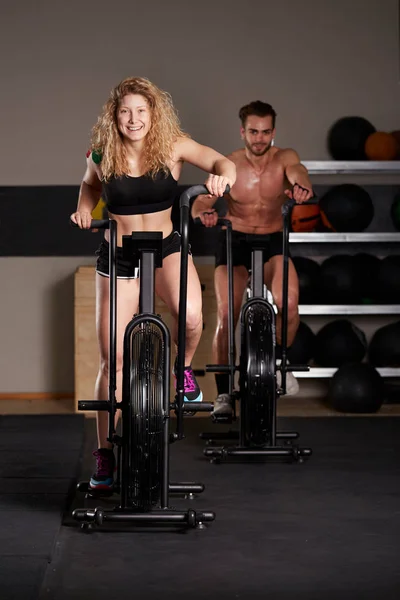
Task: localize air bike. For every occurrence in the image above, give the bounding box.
[199,199,315,464]
[71,185,226,529]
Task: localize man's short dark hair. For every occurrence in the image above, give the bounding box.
[239,101,277,128]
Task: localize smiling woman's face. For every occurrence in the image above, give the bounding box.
[116,94,151,142]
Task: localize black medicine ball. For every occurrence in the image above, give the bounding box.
[390,193,400,231]
[352,253,381,304]
[319,184,374,232]
[292,256,321,304]
[314,319,367,367]
[327,116,376,160]
[287,321,316,365]
[328,362,384,413]
[319,254,361,304]
[368,321,400,367]
[376,255,400,303]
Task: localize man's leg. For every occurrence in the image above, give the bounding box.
[264,255,300,395]
[213,264,249,414]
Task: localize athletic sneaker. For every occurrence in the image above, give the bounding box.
[276,359,300,395]
[212,393,233,416]
[89,448,115,490]
[173,362,203,403]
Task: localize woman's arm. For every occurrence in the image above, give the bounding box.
[71,154,103,228]
[174,137,236,197]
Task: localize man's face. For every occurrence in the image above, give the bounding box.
[241,115,275,156]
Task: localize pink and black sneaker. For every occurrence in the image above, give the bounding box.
[89,448,115,491]
[173,361,203,403]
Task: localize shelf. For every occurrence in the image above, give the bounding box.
[299,305,400,315]
[293,367,400,378]
[289,232,400,243]
[302,161,400,174]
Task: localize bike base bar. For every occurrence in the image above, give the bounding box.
[204,446,312,459]
[72,508,215,526]
[200,430,299,441]
[76,481,205,495]
[172,402,214,413]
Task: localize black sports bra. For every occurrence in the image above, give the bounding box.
[102,171,178,215]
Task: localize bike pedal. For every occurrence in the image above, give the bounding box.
[183,409,198,417]
[85,487,114,499]
[211,413,233,425]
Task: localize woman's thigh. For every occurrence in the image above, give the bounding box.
[96,273,141,363]
[155,252,202,320]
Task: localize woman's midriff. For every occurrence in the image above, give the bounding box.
[104,207,174,246]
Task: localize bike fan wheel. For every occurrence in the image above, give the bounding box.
[240,303,275,447]
[128,321,165,511]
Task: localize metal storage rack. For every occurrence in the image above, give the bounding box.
[291,161,400,379]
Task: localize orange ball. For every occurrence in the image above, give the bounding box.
[365,131,399,160]
[291,204,321,232]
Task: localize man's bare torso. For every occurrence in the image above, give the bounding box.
[225,147,290,234]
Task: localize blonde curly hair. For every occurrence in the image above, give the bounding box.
[90,77,188,180]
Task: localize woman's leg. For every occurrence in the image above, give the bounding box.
[94,273,140,449]
[155,252,203,401]
[155,252,202,365]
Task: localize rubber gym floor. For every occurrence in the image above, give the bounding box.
[0,413,399,600]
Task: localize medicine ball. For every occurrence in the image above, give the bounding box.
[328,362,384,413]
[352,253,381,304]
[291,204,321,232]
[287,321,316,365]
[391,130,400,157]
[292,256,321,303]
[368,321,400,367]
[319,184,374,232]
[376,255,400,303]
[390,193,400,231]
[365,131,399,161]
[314,319,367,367]
[319,255,361,304]
[327,116,376,160]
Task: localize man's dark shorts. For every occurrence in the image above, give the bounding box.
[215,229,287,270]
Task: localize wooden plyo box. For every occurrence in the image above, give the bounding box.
[74,265,218,412]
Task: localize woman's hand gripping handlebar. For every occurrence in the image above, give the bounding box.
[70,218,110,230]
[188,184,231,228]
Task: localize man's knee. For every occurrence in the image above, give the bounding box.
[274,291,299,317]
[217,300,229,319]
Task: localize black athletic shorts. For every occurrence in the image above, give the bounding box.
[96,230,183,279]
[215,229,287,270]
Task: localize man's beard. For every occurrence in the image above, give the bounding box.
[245,139,272,156]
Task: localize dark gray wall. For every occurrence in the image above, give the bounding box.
[0,0,399,393]
[1,0,399,185]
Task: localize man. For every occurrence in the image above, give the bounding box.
[191,101,314,416]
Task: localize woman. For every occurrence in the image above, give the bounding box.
[71,77,236,490]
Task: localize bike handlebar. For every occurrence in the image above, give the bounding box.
[193,197,319,226]
[281,196,319,215]
[179,184,230,208]
[70,219,110,230]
